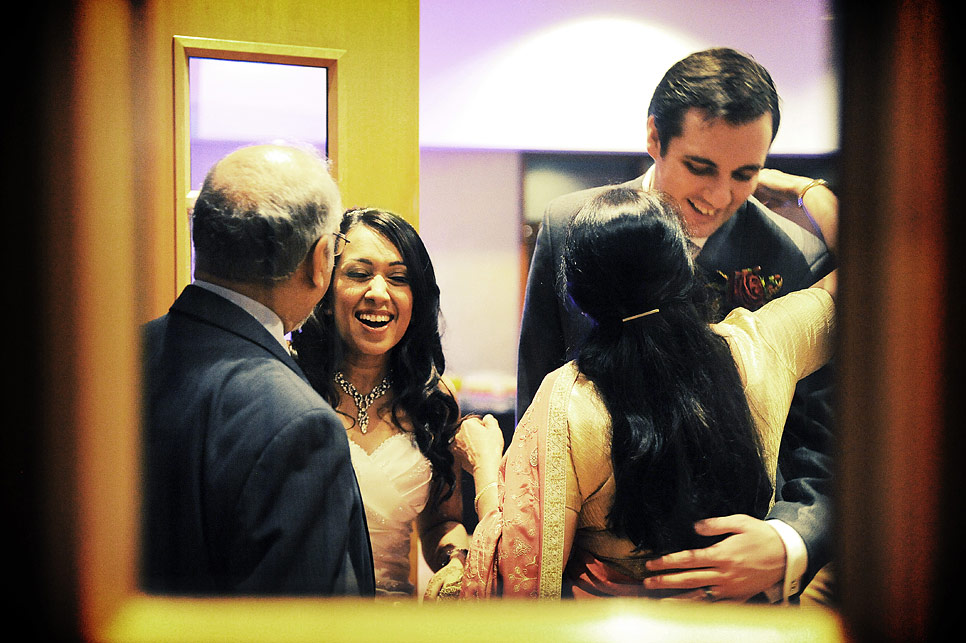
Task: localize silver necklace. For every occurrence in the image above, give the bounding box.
[334,371,392,434]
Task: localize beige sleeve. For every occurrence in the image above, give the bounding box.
[565,376,613,513]
[714,288,836,484]
[747,288,836,380]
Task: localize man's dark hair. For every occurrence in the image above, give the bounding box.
[648,48,781,153]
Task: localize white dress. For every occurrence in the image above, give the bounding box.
[348,432,432,596]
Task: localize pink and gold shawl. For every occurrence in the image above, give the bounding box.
[460,363,578,599]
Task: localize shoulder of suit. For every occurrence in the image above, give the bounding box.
[544,176,646,231]
[225,356,342,424]
[546,186,600,222]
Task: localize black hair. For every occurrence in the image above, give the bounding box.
[564,187,771,554]
[648,47,781,153]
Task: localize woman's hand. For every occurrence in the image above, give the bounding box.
[754,168,808,204]
[454,414,504,519]
[423,557,465,601]
[812,268,838,299]
[755,168,838,253]
[452,414,504,477]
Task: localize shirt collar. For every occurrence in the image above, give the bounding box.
[192,279,289,350]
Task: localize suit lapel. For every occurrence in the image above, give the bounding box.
[699,199,814,287]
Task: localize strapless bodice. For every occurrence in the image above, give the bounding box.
[348,432,432,596]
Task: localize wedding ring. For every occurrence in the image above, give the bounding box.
[703,586,715,601]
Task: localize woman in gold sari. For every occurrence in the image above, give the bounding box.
[458,187,836,599]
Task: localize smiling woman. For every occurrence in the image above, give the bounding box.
[291,208,474,600]
[333,224,415,361]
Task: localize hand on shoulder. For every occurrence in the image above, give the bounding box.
[755,169,838,253]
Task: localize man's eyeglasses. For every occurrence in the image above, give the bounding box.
[332,231,349,257]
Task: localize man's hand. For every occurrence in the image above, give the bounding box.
[643,514,786,602]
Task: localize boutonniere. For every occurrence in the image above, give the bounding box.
[710,266,783,312]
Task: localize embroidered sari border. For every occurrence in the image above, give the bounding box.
[538,362,576,599]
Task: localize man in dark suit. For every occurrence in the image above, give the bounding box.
[141,144,375,596]
[517,48,836,603]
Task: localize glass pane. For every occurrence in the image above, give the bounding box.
[188,57,328,191]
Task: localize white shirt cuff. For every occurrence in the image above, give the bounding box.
[765,519,808,603]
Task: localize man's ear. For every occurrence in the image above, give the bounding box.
[645,114,662,158]
[309,235,333,289]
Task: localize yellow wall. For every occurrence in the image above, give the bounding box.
[136,0,421,320]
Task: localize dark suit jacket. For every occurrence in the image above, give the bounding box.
[516,175,836,586]
[141,284,375,596]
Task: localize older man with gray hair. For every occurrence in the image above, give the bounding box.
[141,144,374,596]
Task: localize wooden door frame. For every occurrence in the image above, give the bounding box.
[171,36,345,291]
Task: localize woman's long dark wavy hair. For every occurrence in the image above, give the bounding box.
[563,187,771,555]
[292,208,460,507]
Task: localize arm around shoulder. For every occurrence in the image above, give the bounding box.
[756,168,838,254]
